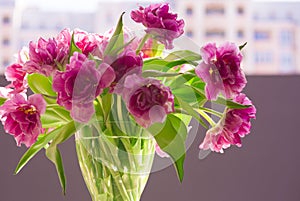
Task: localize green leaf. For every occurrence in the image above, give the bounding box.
[45,147,66,194]
[143,58,197,72]
[148,114,187,182]
[172,83,206,105]
[142,70,180,78]
[239,42,247,50]
[169,73,196,89]
[27,73,57,96]
[0,97,7,106]
[101,92,113,121]
[143,59,169,71]
[104,12,125,56]
[175,96,208,129]
[151,40,165,57]
[166,59,198,68]
[214,97,251,109]
[41,105,71,128]
[110,37,136,56]
[45,121,78,194]
[69,32,82,58]
[164,50,201,62]
[14,123,72,175]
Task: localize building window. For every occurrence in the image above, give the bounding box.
[205,5,225,15]
[280,30,293,46]
[2,59,10,67]
[2,38,10,46]
[237,30,244,38]
[186,30,193,38]
[186,7,193,16]
[255,51,273,64]
[280,54,294,73]
[254,30,270,40]
[237,6,244,15]
[2,15,10,24]
[205,30,225,38]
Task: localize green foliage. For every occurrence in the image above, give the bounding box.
[143,49,201,72]
[41,105,71,128]
[142,70,181,78]
[14,122,73,174]
[148,114,187,182]
[0,97,7,106]
[239,42,247,50]
[45,121,77,194]
[164,50,201,62]
[104,12,125,56]
[214,97,251,109]
[69,32,82,58]
[27,73,56,96]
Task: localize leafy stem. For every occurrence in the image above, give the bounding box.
[136,33,150,55]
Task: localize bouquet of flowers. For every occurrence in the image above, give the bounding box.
[0,3,256,201]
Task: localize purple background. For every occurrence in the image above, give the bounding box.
[0,75,300,201]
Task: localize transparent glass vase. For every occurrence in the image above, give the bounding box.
[75,121,155,201]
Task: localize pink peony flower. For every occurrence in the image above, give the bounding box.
[5,63,27,94]
[199,93,256,153]
[15,46,29,65]
[122,74,174,128]
[0,94,46,147]
[131,3,184,49]
[53,52,115,123]
[195,42,247,100]
[24,30,70,76]
[4,47,30,94]
[56,28,71,51]
[74,29,104,58]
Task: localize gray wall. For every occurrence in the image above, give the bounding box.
[0,75,299,201]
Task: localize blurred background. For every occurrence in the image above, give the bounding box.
[0,0,300,200]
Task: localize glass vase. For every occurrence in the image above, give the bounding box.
[75,121,155,201]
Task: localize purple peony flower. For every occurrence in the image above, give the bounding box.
[131,3,184,49]
[195,42,247,100]
[53,52,115,123]
[110,49,143,83]
[0,94,46,147]
[24,30,70,76]
[199,93,256,153]
[122,74,174,128]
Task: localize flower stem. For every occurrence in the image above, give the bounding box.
[136,34,150,55]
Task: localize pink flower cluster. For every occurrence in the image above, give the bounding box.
[0,7,181,147]
[0,2,255,157]
[196,42,255,153]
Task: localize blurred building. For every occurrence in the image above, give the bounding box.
[94,1,152,34]
[0,0,15,73]
[252,2,300,74]
[14,2,95,49]
[1,0,300,75]
[175,0,300,75]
